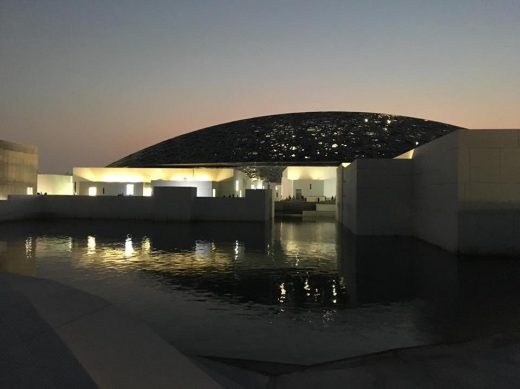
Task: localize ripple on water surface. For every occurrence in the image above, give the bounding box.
[1,220,520,364]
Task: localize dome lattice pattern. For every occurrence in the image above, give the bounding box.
[109,112,462,167]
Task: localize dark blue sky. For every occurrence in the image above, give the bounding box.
[1,0,519,172]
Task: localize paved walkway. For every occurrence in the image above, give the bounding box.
[0,273,221,388]
[0,278,95,388]
[272,334,520,388]
[196,334,520,388]
[2,271,520,388]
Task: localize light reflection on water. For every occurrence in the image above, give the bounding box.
[1,221,345,310]
[2,219,520,363]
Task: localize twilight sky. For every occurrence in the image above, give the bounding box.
[1,0,519,172]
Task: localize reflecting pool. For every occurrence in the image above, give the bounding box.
[1,219,520,364]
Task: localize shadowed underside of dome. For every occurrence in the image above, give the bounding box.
[109,112,463,167]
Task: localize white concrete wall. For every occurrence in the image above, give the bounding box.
[324,178,336,198]
[0,140,38,200]
[307,203,336,218]
[77,181,145,196]
[411,131,460,252]
[72,167,243,198]
[284,166,337,180]
[336,166,343,223]
[151,187,195,221]
[193,189,272,221]
[338,129,520,255]
[281,177,334,199]
[456,130,520,254]
[37,174,73,195]
[293,179,324,198]
[339,161,358,233]
[233,170,251,198]
[214,170,251,197]
[281,166,337,200]
[152,180,213,197]
[413,129,520,254]
[77,179,215,197]
[0,188,272,223]
[339,133,457,245]
[340,159,412,235]
[271,183,281,200]
[0,195,40,221]
[281,171,293,199]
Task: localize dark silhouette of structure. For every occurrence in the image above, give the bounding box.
[109,112,462,167]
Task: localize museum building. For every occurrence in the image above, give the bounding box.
[71,111,460,200]
[2,111,519,255]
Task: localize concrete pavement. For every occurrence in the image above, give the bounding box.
[2,271,520,388]
[0,272,221,388]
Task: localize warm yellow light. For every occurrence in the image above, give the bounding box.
[143,187,152,197]
[141,237,151,253]
[394,149,415,159]
[87,236,96,255]
[126,184,134,196]
[286,166,337,180]
[25,237,32,258]
[212,188,216,197]
[73,167,234,183]
[235,180,239,191]
[124,236,134,257]
[102,175,143,183]
[88,187,97,196]
[194,174,213,181]
[26,187,34,195]
[279,282,286,303]
[341,162,350,167]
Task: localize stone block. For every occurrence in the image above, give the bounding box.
[500,148,520,183]
[460,129,519,148]
[469,148,500,183]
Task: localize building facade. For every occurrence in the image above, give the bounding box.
[0,140,38,200]
[72,167,253,198]
[337,129,520,255]
[3,120,520,255]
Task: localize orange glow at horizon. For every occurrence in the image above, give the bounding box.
[1,1,519,172]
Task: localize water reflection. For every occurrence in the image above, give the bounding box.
[0,235,36,276]
[1,220,520,347]
[338,231,458,306]
[0,220,344,310]
[124,236,134,257]
[87,236,96,255]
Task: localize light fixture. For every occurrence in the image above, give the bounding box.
[126,184,134,196]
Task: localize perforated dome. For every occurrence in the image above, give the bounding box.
[109,112,462,167]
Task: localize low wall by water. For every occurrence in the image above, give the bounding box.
[275,200,316,215]
[337,129,520,255]
[302,204,337,218]
[0,187,272,223]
